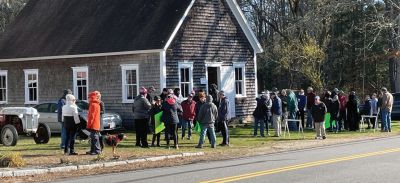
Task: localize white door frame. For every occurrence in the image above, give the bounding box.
[205,62,222,95]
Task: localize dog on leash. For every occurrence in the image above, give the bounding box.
[100,133,127,158]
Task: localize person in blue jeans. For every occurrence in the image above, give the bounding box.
[380,87,393,132]
[196,95,218,148]
[57,89,72,149]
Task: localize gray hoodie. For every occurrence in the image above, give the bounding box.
[197,95,218,128]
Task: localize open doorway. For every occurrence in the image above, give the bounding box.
[207,67,219,93]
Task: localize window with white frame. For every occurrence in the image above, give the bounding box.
[121,64,139,103]
[24,69,39,104]
[179,62,193,98]
[0,70,7,103]
[72,67,89,101]
[234,63,246,97]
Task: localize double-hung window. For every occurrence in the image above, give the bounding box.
[72,67,89,101]
[178,62,193,98]
[0,70,7,104]
[121,64,139,103]
[234,63,246,97]
[24,69,39,104]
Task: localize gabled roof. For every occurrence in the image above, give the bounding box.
[0,0,262,61]
[0,0,192,59]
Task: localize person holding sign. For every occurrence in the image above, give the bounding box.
[150,96,163,147]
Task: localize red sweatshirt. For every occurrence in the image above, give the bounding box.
[181,99,196,121]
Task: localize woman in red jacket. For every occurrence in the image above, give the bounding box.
[181,93,196,140]
[86,91,102,155]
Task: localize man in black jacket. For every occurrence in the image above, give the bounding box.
[217,91,230,146]
[312,96,327,140]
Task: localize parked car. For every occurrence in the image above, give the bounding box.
[33,101,123,134]
[391,93,400,120]
[0,107,49,146]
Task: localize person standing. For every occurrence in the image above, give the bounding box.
[338,91,347,131]
[62,94,80,155]
[264,91,273,136]
[381,87,393,132]
[217,91,230,146]
[162,93,182,149]
[287,90,298,131]
[306,87,316,129]
[160,88,169,101]
[361,95,372,129]
[253,93,268,137]
[181,93,196,140]
[271,92,282,137]
[57,89,72,149]
[311,96,327,140]
[297,89,307,129]
[133,87,151,148]
[280,89,288,122]
[146,86,156,104]
[195,95,218,148]
[150,96,163,147]
[347,91,359,131]
[86,91,102,155]
[329,95,340,132]
[370,93,379,129]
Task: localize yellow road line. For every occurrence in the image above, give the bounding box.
[200,148,400,183]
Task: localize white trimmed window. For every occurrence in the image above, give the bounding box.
[0,70,7,104]
[72,67,89,101]
[24,69,39,104]
[178,62,193,98]
[121,64,139,103]
[234,63,246,97]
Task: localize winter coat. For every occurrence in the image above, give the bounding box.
[306,92,316,109]
[181,99,196,121]
[287,92,298,112]
[197,95,218,128]
[298,94,307,110]
[362,99,372,115]
[57,97,66,122]
[161,97,182,124]
[271,96,282,116]
[87,92,101,131]
[347,94,359,131]
[311,102,327,123]
[218,97,229,122]
[62,96,81,131]
[329,100,340,120]
[195,100,205,122]
[253,97,268,118]
[133,95,151,119]
[281,95,288,113]
[339,95,347,112]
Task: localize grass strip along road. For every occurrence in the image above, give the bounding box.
[201,147,400,183]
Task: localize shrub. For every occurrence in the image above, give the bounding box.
[0,153,26,167]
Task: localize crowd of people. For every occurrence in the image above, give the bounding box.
[57,84,231,155]
[253,87,394,140]
[56,84,394,156]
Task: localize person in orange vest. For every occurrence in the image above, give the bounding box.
[86,91,102,155]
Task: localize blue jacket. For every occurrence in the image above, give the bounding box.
[271,96,282,115]
[218,97,229,121]
[57,97,66,122]
[298,94,307,110]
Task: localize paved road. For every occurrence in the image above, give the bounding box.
[54,136,400,183]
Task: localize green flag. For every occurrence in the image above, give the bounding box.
[324,113,331,128]
[154,111,165,134]
[194,121,202,133]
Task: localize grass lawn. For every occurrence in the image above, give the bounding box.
[0,121,399,167]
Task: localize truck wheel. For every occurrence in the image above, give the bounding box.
[1,125,18,146]
[34,123,51,144]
